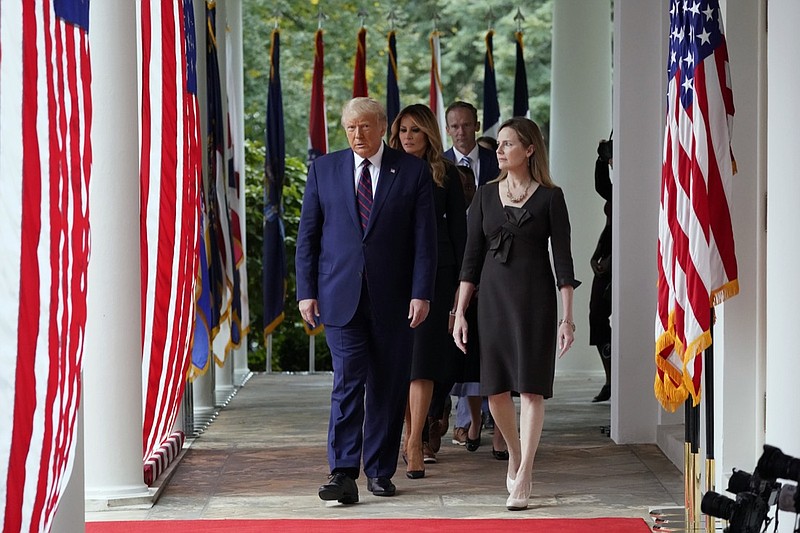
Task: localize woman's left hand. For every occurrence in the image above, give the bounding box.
[558,321,574,357]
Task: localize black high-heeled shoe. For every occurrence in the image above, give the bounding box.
[592,384,611,403]
[492,448,509,460]
[466,435,481,452]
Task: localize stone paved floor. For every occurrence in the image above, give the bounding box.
[86,372,682,524]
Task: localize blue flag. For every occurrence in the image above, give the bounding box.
[513,32,530,118]
[482,30,501,138]
[262,29,287,338]
[191,198,212,379]
[386,31,400,134]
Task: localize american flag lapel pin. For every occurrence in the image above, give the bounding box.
[391,168,396,173]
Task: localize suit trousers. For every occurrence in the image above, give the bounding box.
[324,281,413,479]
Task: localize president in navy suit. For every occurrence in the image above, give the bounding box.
[296,97,437,504]
[443,101,501,187]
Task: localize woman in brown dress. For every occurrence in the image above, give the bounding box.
[452,117,580,510]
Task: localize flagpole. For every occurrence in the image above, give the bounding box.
[309,336,316,374]
[684,397,701,531]
[266,334,273,374]
[704,310,716,533]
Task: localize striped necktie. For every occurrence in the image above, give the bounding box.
[459,155,472,168]
[357,159,373,233]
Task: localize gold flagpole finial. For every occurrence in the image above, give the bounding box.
[358,8,368,28]
[514,7,525,33]
[273,10,281,30]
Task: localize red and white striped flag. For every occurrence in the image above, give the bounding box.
[139,0,201,465]
[429,31,447,149]
[655,0,738,412]
[0,1,92,530]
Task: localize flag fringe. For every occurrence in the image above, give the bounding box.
[263,312,286,340]
[187,356,212,382]
[213,337,235,367]
[303,322,325,337]
[711,278,739,307]
[653,373,686,413]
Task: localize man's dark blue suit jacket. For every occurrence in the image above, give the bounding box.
[296,145,437,328]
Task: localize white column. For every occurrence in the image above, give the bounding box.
[83,1,150,505]
[192,363,218,429]
[712,0,767,491]
[51,399,84,532]
[549,0,612,374]
[228,0,251,387]
[212,0,235,405]
[766,0,800,473]
[611,0,667,444]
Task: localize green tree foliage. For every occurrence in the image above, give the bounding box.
[243,0,553,158]
[244,141,332,371]
[241,0,552,370]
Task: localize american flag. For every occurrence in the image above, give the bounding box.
[139,0,201,466]
[655,0,738,412]
[353,27,368,97]
[1,1,91,530]
[429,30,447,149]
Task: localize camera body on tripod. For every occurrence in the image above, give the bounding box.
[701,469,780,533]
[701,445,800,533]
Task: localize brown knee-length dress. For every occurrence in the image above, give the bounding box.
[459,182,580,398]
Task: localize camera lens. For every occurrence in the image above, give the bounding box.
[758,445,800,482]
[701,491,736,520]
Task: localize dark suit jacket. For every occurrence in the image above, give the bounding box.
[296,145,438,328]
[443,145,500,186]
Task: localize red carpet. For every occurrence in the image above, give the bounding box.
[87,517,651,532]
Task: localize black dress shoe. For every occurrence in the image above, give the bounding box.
[318,472,359,504]
[592,384,611,403]
[466,435,481,452]
[366,477,396,496]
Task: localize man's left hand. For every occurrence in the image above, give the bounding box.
[408,299,430,328]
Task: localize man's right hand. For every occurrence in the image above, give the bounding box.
[299,299,320,328]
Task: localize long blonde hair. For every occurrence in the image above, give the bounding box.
[388,104,447,188]
[496,117,554,188]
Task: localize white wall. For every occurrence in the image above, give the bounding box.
[550,0,613,375]
[765,6,800,523]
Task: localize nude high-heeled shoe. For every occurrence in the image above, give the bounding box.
[506,476,531,511]
[506,474,533,494]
